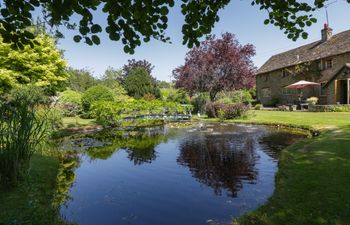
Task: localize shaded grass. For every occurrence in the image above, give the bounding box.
[0,154,68,225]
[224,111,350,225]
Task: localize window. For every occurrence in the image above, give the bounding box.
[319,59,333,70]
[264,74,270,81]
[262,88,271,97]
[325,59,333,69]
[320,82,327,96]
[281,69,289,78]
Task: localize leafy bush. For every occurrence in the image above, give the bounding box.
[206,102,249,119]
[81,85,114,112]
[191,93,210,114]
[269,97,280,107]
[164,89,190,104]
[306,97,318,104]
[58,90,82,116]
[143,93,156,101]
[91,101,122,127]
[59,90,82,105]
[92,100,192,127]
[309,105,350,112]
[216,89,255,105]
[254,104,262,110]
[205,102,223,118]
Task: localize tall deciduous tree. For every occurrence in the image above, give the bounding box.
[174,33,256,101]
[65,68,98,92]
[100,67,127,97]
[0,0,341,53]
[0,33,67,94]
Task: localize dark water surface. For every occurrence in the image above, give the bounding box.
[60,124,306,225]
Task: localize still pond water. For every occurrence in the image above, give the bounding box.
[59,123,306,225]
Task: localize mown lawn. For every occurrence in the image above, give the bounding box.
[62,116,96,128]
[229,110,350,225]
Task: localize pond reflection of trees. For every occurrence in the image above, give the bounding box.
[177,133,259,197]
[86,127,172,165]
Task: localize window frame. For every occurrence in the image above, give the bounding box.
[325,59,333,69]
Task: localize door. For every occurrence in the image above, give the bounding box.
[336,79,349,104]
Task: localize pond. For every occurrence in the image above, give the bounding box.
[58,123,306,225]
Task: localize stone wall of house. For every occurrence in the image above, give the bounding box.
[256,52,350,106]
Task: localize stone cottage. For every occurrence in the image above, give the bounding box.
[256,24,350,106]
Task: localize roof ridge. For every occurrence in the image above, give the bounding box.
[257,28,350,75]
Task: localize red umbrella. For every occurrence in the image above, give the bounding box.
[286,80,320,89]
[285,80,320,99]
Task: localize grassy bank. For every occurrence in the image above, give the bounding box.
[0,154,67,225]
[224,111,350,225]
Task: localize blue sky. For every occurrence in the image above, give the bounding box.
[57,0,350,81]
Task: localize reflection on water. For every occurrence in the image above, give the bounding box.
[59,124,306,225]
[177,127,259,197]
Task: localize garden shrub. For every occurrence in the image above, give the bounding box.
[58,90,82,116]
[254,104,262,110]
[91,101,123,127]
[222,103,250,119]
[92,100,191,127]
[81,85,114,112]
[191,93,210,114]
[160,89,190,104]
[205,102,249,119]
[306,97,318,104]
[309,105,350,112]
[216,89,255,105]
[143,93,156,101]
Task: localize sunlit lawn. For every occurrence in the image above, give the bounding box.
[62,117,96,128]
[230,110,350,225]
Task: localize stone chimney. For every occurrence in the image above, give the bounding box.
[321,23,333,42]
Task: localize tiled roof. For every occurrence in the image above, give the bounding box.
[257,29,350,75]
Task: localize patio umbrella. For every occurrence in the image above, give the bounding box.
[285,80,320,101]
[286,80,320,89]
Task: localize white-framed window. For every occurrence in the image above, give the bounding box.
[262,88,271,97]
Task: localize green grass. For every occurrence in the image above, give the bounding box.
[62,117,96,129]
[234,110,350,130]
[0,154,68,225]
[224,111,350,225]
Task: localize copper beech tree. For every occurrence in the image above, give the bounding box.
[173,33,256,101]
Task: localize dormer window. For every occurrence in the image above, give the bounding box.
[318,59,333,70]
[325,59,333,69]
